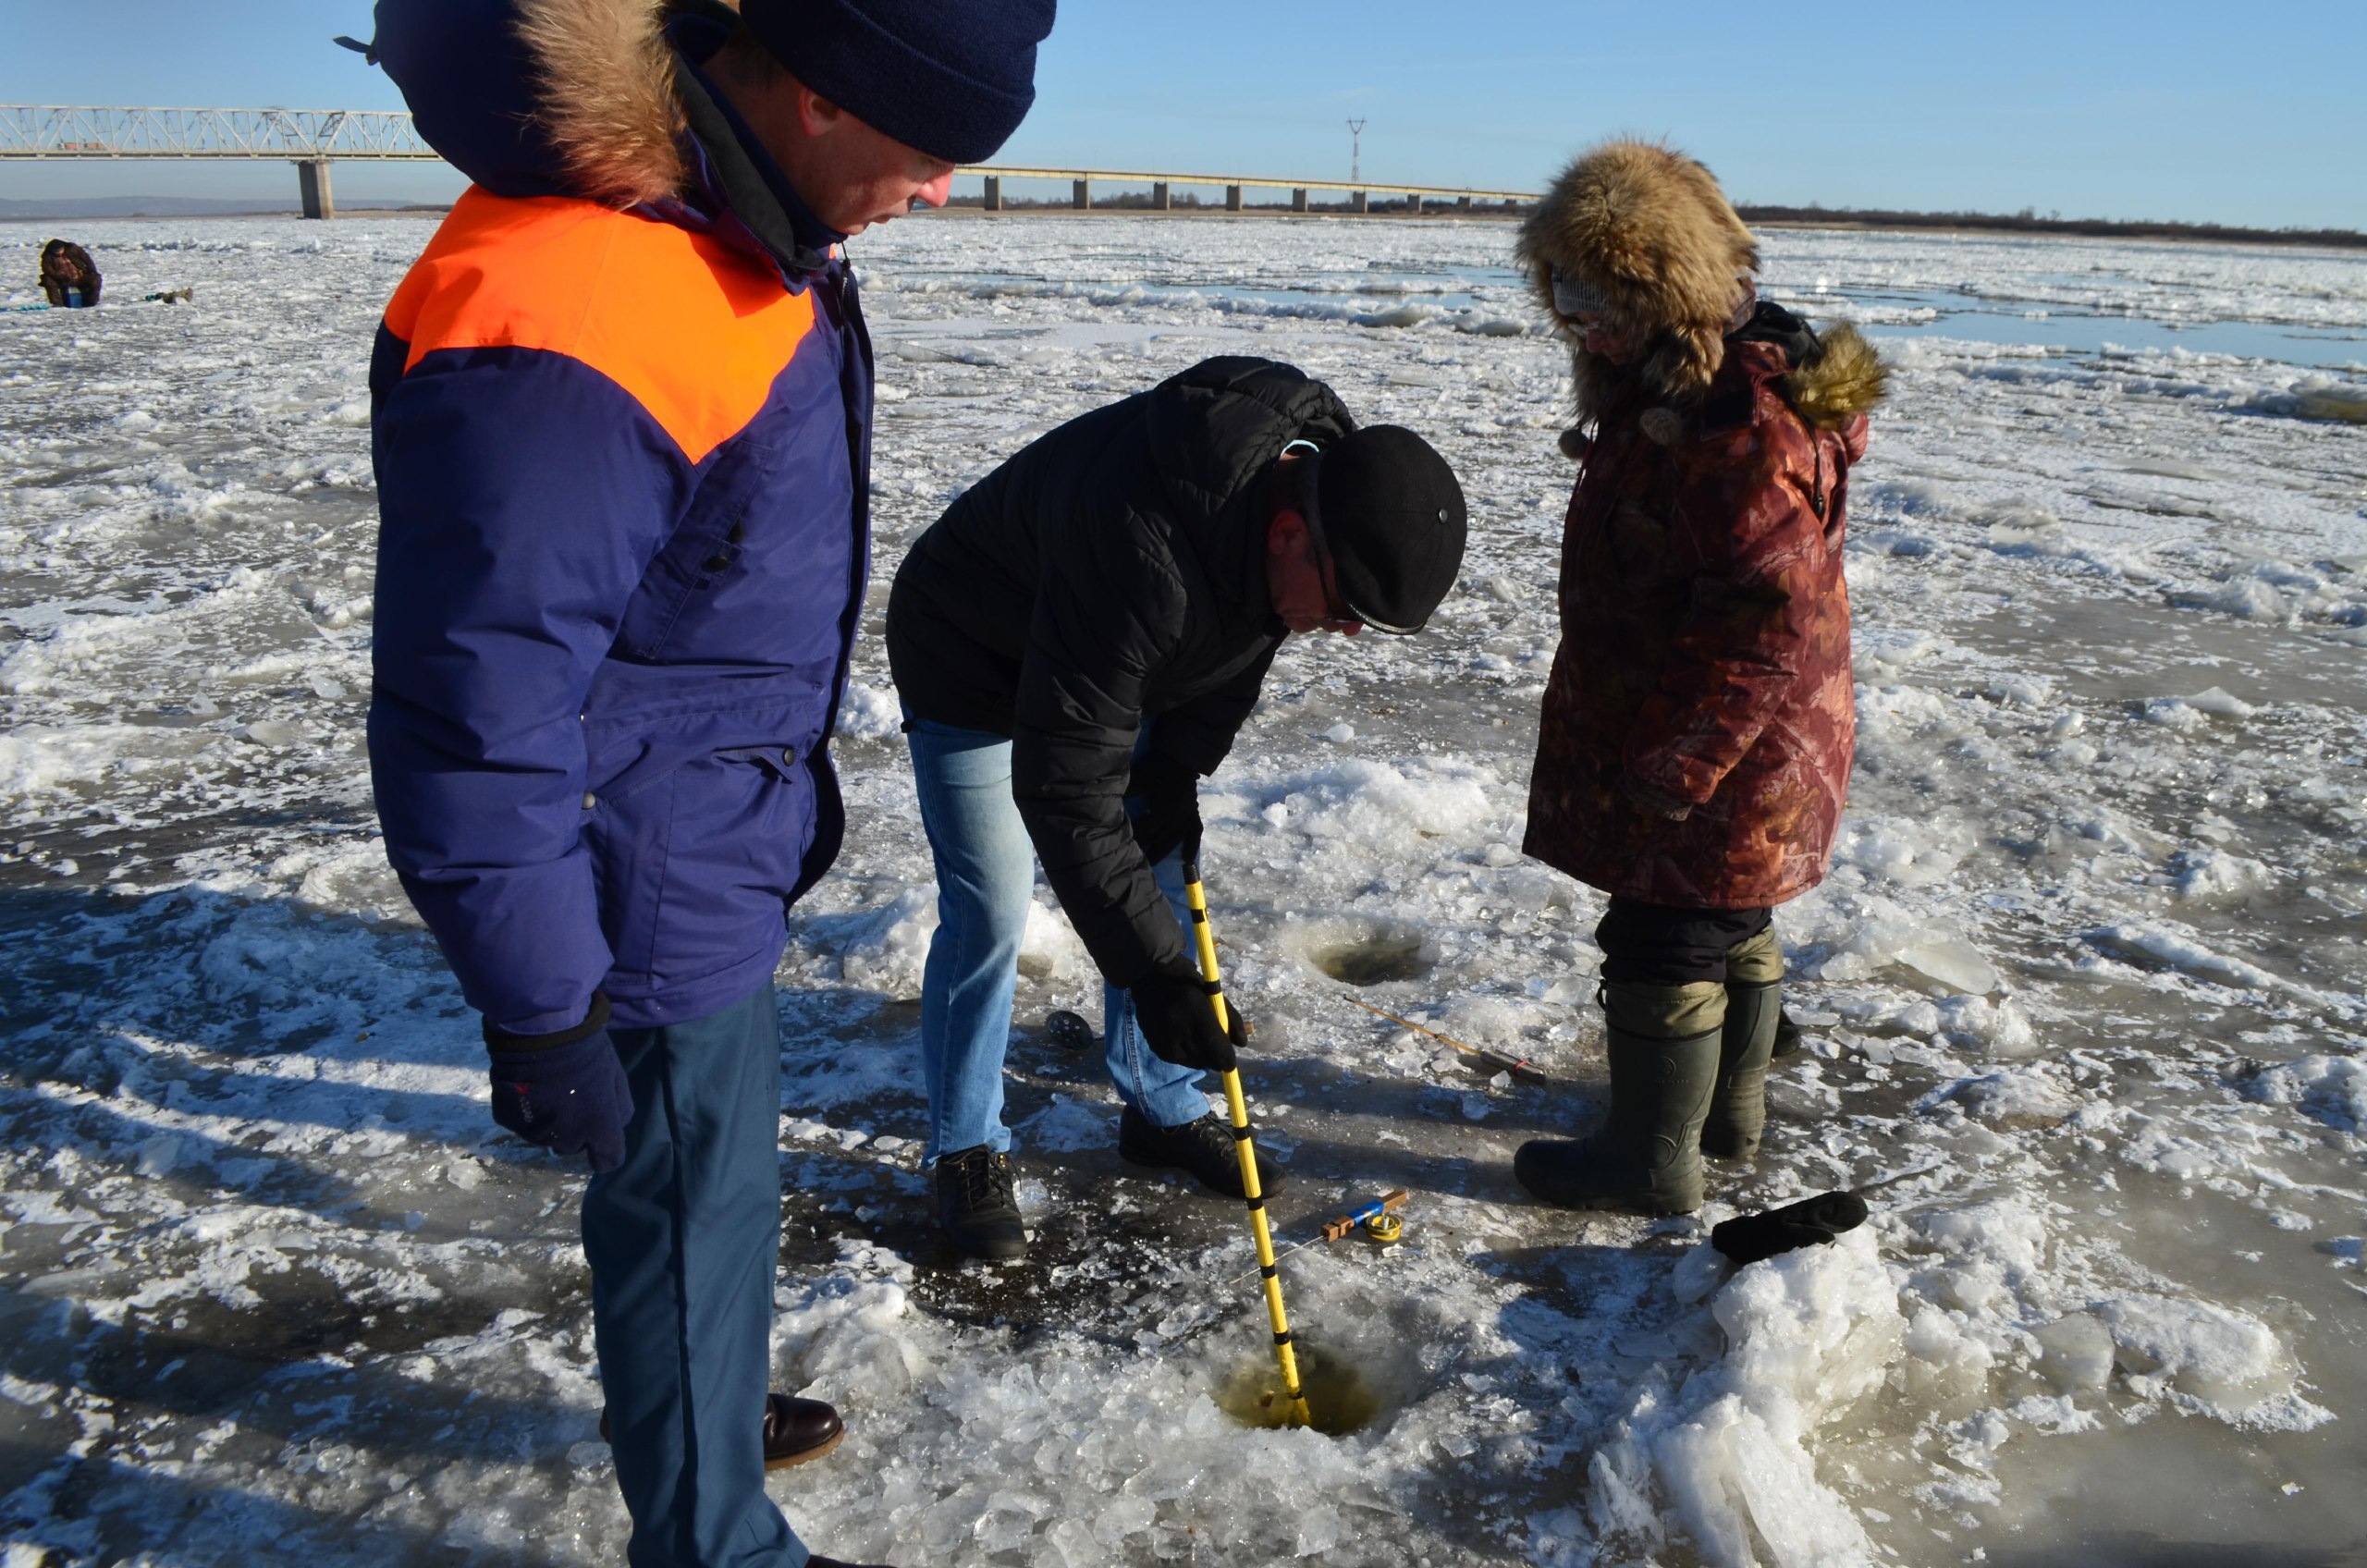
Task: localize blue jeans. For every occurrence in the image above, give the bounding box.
[905,717,1211,1164]
[584,983,807,1568]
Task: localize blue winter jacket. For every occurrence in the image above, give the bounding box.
[366,0,870,1036]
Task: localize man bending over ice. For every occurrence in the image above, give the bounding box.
[886,357,1468,1260]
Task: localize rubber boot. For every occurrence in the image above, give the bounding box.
[1702,926,1784,1162]
[1514,980,1723,1215]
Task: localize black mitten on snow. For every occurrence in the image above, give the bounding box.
[1128,963,1243,1074]
[1711,1190,1868,1265]
[1125,751,1202,864]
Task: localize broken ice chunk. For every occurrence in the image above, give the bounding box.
[2033,1312,2114,1392]
[1895,933,1998,996]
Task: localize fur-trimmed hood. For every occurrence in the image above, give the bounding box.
[378,0,731,207]
[1518,139,1760,414]
[1517,138,1884,429]
[1780,317,1886,431]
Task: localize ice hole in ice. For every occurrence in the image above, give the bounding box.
[1213,1338,1385,1436]
[1299,923,1432,986]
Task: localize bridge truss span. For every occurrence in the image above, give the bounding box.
[0,104,438,164]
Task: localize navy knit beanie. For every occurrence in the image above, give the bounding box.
[739,0,1055,166]
[1317,426,1468,635]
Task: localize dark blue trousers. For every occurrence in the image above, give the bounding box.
[584,983,808,1568]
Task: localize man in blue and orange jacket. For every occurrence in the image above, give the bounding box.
[365,2,1051,1563]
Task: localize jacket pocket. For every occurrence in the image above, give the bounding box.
[639,745,815,986]
[614,518,749,662]
[582,766,678,980]
[614,436,781,662]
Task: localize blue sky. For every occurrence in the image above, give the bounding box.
[5,0,2362,227]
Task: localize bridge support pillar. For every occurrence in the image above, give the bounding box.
[1457,195,1471,211]
[1151,180,1170,211]
[1225,183,1242,212]
[1291,188,1308,213]
[1073,178,1089,210]
[1352,190,1368,214]
[1407,193,1422,215]
[982,175,1002,213]
[297,159,334,220]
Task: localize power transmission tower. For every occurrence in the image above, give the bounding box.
[1347,119,1366,185]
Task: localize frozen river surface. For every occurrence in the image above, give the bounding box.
[2,214,2364,1568]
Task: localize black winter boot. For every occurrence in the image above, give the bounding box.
[934,1145,1027,1260]
[1701,980,1782,1160]
[1515,981,1722,1215]
[1117,1106,1287,1199]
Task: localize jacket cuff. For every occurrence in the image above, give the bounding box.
[1127,748,1201,790]
[484,991,612,1054]
[1103,928,1196,992]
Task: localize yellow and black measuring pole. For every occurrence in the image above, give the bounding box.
[1182,854,1312,1428]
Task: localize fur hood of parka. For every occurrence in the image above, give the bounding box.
[1515,138,1886,430]
[378,0,733,209]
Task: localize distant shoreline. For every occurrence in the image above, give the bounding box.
[0,204,443,225]
[6,200,2361,254]
[927,201,2367,252]
[1735,205,2367,252]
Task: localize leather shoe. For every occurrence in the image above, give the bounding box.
[760,1392,844,1469]
[597,1392,844,1470]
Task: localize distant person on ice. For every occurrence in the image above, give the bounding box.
[362,0,1050,1564]
[887,357,1468,1260]
[39,239,101,308]
[1511,140,1885,1216]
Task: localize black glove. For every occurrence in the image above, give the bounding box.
[1125,751,1202,865]
[485,999,633,1172]
[1710,1190,1868,1265]
[1127,962,1245,1074]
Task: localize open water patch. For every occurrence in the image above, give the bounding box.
[1213,1338,1388,1436]
[1302,925,1432,986]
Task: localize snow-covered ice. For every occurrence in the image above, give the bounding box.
[3,214,2364,1565]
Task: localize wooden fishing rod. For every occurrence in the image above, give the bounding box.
[1342,995,1551,1084]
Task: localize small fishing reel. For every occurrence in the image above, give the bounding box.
[1364,1213,1404,1247]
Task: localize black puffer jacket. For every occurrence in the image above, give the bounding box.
[888,356,1355,985]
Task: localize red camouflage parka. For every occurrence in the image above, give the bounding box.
[1523,312,1874,910]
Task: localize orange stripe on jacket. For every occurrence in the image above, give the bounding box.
[384,187,817,466]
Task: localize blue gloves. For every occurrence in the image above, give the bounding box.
[485,998,633,1172]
